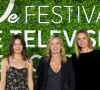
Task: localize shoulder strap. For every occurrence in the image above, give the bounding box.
[7,57,11,67]
[7,57,10,67]
[7,57,10,64]
[25,59,31,68]
[25,59,28,68]
[25,61,27,68]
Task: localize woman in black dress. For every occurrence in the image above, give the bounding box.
[0,35,33,90]
[72,30,100,90]
[34,35,75,90]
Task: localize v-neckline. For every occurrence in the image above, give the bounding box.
[50,65,61,74]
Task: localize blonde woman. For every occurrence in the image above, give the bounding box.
[72,30,100,90]
[34,35,75,90]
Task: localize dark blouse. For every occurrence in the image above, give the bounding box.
[46,66,61,90]
[72,50,100,90]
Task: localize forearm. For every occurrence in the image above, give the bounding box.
[28,80,34,90]
[0,82,6,90]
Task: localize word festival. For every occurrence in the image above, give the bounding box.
[1,0,100,23]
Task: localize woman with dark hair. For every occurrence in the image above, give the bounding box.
[72,30,100,90]
[34,35,75,90]
[0,35,33,90]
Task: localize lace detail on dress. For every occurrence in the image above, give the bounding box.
[6,58,29,90]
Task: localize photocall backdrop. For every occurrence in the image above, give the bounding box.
[0,0,100,74]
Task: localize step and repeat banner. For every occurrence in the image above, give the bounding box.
[0,0,100,71]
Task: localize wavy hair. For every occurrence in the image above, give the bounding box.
[45,35,67,63]
[75,30,93,58]
[5,35,29,60]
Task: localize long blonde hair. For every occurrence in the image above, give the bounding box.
[75,30,93,58]
[45,35,67,63]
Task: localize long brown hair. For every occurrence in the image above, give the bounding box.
[5,35,29,60]
[45,34,67,63]
[75,30,93,58]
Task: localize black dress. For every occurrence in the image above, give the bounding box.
[6,58,29,90]
[72,50,100,90]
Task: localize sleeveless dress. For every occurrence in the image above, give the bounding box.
[6,58,29,90]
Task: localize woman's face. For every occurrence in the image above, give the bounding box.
[77,33,89,49]
[50,37,62,54]
[13,39,23,54]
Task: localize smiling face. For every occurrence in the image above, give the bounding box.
[50,37,62,55]
[13,39,23,54]
[77,33,89,49]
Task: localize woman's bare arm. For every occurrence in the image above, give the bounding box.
[28,59,34,90]
[1,58,8,90]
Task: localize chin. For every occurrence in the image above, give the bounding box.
[52,52,60,54]
[14,51,22,54]
[80,46,87,48]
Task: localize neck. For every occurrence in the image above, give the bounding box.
[12,53,23,60]
[81,47,93,53]
[51,53,61,62]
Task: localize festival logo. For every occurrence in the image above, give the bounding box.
[0,0,19,23]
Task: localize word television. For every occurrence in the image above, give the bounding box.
[0,30,99,48]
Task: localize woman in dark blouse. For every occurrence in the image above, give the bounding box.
[34,35,75,90]
[72,30,100,90]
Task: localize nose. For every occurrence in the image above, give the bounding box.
[80,39,84,43]
[54,43,59,48]
[16,45,20,48]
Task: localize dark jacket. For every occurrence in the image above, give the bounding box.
[34,57,75,90]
